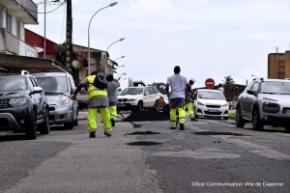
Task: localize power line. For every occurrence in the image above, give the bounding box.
[22,0,65,14]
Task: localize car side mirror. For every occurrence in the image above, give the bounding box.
[32,86,43,94]
[247,90,256,95]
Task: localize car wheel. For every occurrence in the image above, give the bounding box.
[195,114,199,119]
[285,125,290,133]
[39,109,50,135]
[25,110,37,140]
[252,107,264,131]
[64,122,74,130]
[73,112,79,126]
[236,106,245,128]
[224,117,229,120]
[133,101,143,112]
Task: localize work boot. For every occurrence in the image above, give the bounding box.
[111,119,115,127]
[104,131,112,137]
[179,123,184,130]
[89,131,96,138]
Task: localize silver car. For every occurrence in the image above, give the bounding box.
[236,78,290,131]
[34,72,78,129]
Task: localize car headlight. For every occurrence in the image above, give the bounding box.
[57,96,71,106]
[197,101,205,106]
[9,97,26,107]
[222,103,228,107]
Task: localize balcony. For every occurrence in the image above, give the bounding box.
[1,0,38,24]
[0,28,38,57]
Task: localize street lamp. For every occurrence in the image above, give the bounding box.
[105,37,125,52]
[113,56,126,61]
[87,2,118,75]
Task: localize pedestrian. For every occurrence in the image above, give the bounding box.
[72,70,112,138]
[106,74,120,127]
[166,65,188,130]
[185,79,197,121]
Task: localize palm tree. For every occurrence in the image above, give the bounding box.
[223,76,235,86]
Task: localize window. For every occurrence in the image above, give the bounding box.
[278,61,285,79]
[250,82,259,92]
[16,21,21,38]
[148,87,158,95]
[0,7,3,28]
[6,12,12,34]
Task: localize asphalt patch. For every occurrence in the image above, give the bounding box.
[127,141,162,146]
[193,131,249,136]
[126,131,161,135]
[124,111,168,122]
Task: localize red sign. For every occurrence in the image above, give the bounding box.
[205,78,215,89]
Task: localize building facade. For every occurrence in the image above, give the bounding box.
[268,51,290,79]
[0,0,38,57]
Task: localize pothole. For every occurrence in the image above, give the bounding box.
[126,131,161,135]
[127,141,162,146]
[193,131,249,136]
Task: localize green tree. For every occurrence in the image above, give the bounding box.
[223,76,235,86]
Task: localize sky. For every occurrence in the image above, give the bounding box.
[27,0,290,88]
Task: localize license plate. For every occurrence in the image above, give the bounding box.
[207,109,218,112]
[118,104,126,107]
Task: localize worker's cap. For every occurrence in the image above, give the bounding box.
[189,79,196,85]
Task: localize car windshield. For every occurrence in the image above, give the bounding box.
[262,81,290,95]
[198,90,225,100]
[0,76,26,91]
[120,88,143,95]
[36,76,68,94]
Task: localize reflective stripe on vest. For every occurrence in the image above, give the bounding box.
[87,75,107,98]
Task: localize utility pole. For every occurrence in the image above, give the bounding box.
[43,0,47,58]
[65,0,77,83]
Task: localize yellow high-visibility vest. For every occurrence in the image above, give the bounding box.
[87,75,107,99]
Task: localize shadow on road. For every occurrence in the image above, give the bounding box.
[0,134,27,142]
[193,131,249,136]
[123,111,168,122]
[125,131,161,136]
[127,141,162,146]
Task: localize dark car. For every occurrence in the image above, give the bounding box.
[0,71,50,139]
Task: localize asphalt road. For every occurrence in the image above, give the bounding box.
[0,113,289,193]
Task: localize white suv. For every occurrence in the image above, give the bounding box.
[117,86,168,112]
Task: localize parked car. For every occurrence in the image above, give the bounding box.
[0,70,50,139]
[194,89,229,119]
[117,86,168,112]
[34,72,78,129]
[236,78,290,131]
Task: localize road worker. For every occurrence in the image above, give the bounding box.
[185,79,197,121]
[166,65,188,130]
[72,71,112,138]
[106,74,120,127]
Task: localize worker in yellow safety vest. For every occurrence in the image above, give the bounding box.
[185,79,197,121]
[72,71,112,138]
